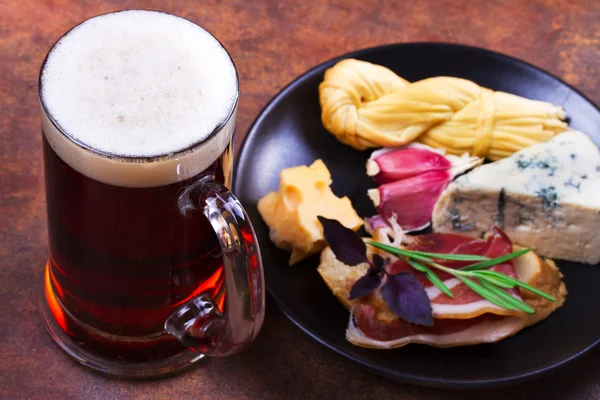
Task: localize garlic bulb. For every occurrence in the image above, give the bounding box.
[365,144,482,233]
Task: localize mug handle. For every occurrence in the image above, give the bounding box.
[165,175,265,357]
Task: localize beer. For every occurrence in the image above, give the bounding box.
[40,10,244,366]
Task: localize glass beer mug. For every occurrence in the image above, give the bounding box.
[39,10,265,377]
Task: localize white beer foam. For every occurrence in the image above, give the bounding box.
[40,10,237,187]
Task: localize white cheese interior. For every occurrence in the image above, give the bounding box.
[432,131,600,264]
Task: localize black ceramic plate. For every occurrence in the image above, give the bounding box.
[233,43,600,389]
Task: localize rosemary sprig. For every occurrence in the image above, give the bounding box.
[366,241,556,313]
[406,259,454,298]
[474,271,515,288]
[478,271,557,301]
[366,242,489,262]
[407,250,489,262]
[456,275,518,311]
[460,248,532,271]
[478,279,535,314]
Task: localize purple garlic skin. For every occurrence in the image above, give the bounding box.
[366,145,482,233]
[368,147,452,184]
[369,170,450,232]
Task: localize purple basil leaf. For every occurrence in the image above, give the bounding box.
[381,272,433,326]
[371,254,389,273]
[318,216,368,266]
[349,268,383,300]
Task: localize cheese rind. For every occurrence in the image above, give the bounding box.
[257,160,363,265]
[432,131,600,264]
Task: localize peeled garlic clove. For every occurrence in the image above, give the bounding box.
[368,170,451,231]
[367,147,452,184]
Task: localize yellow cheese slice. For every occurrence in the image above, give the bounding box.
[257,159,363,265]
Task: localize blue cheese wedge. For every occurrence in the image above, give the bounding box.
[432,131,600,264]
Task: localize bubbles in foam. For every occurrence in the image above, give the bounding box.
[40,10,237,158]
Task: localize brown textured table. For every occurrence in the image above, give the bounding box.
[1,1,599,399]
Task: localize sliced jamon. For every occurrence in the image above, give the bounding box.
[347,303,525,349]
[317,230,566,349]
[382,228,524,319]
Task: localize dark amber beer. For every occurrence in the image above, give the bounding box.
[42,135,231,360]
[40,10,264,377]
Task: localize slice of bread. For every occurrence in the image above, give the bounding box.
[317,243,567,348]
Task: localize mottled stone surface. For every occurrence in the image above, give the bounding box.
[0,1,598,399]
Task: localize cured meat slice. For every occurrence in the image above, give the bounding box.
[317,231,566,349]
[383,229,523,319]
[347,303,525,348]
